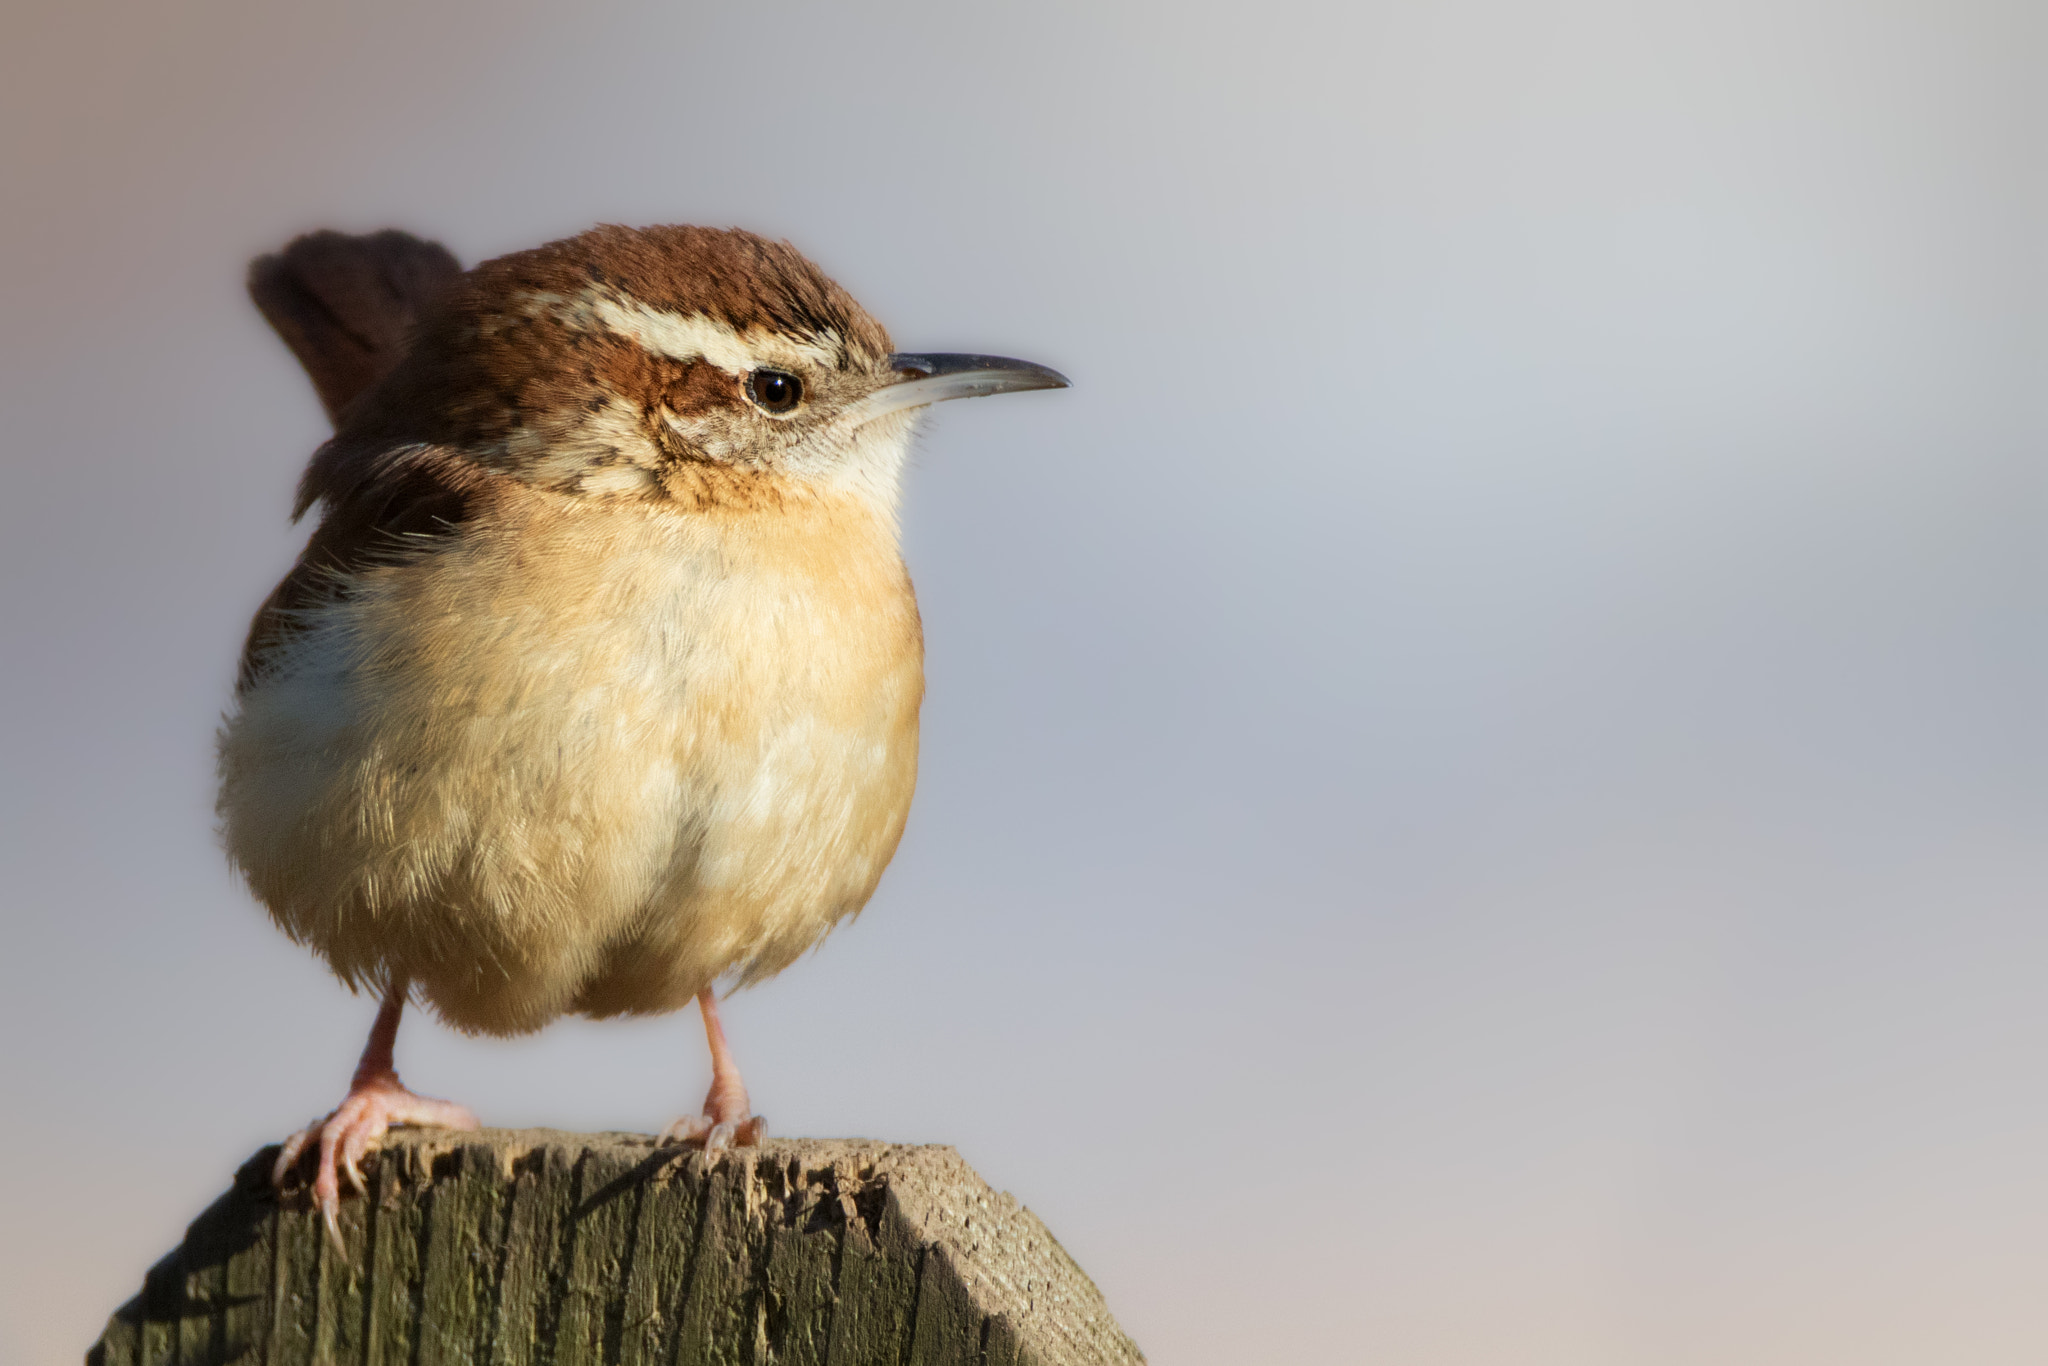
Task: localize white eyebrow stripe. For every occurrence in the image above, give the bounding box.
[588,292,759,372]
[521,286,842,375]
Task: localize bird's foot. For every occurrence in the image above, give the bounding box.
[272,1070,479,1247]
[659,1080,765,1156]
[659,987,765,1156]
[660,1110,766,1155]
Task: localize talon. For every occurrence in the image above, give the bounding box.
[271,986,476,1252]
[321,1198,345,1253]
[660,1114,711,1146]
[273,1129,313,1187]
[283,1082,472,1244]
[340,1124,379,1193]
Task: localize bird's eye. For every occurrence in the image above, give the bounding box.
[747,369,804,415]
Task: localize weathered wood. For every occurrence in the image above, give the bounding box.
[90,1131,1143,1366]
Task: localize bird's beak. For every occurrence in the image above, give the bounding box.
[844,353,1070,426]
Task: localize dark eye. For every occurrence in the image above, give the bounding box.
[747,369,803,415]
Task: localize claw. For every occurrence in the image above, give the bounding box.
[271,1075,477,1258]
[270,986,475,1256]
[659,1114,711,1145]
[659,1110,765,1154]
[273,1128,314,1187]
[321,1198,345,1254]
[340,1123,378,1193]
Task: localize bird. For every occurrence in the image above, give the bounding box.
[218,223,1067,1239]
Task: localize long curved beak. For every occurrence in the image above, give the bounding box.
[844,352,1070,426]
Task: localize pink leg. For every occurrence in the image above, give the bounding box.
[271,982,478,1247]
[659,988,766,1154]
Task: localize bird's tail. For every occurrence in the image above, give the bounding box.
[247,229,463,424]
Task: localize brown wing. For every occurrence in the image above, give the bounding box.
[240,230,489,693]
[248,230,463,422]
[236,444,497,693]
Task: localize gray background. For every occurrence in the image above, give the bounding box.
[2,1,2042,1361]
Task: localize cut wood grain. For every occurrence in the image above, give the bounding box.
[88,1130,1143,1366]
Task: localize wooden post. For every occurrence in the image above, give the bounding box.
[88,1130,1144,1365]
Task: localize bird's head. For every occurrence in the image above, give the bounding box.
[330,224,1065,515]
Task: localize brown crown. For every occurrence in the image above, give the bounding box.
[300,225,895,515]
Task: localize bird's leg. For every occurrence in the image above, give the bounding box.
[659,988,767,1154]
[272,981,479,1246]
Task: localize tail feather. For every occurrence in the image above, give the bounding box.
[248,229,463,423]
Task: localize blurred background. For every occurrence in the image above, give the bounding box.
[1,1,2042,1361]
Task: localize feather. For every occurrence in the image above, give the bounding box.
[248,229,463,422]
